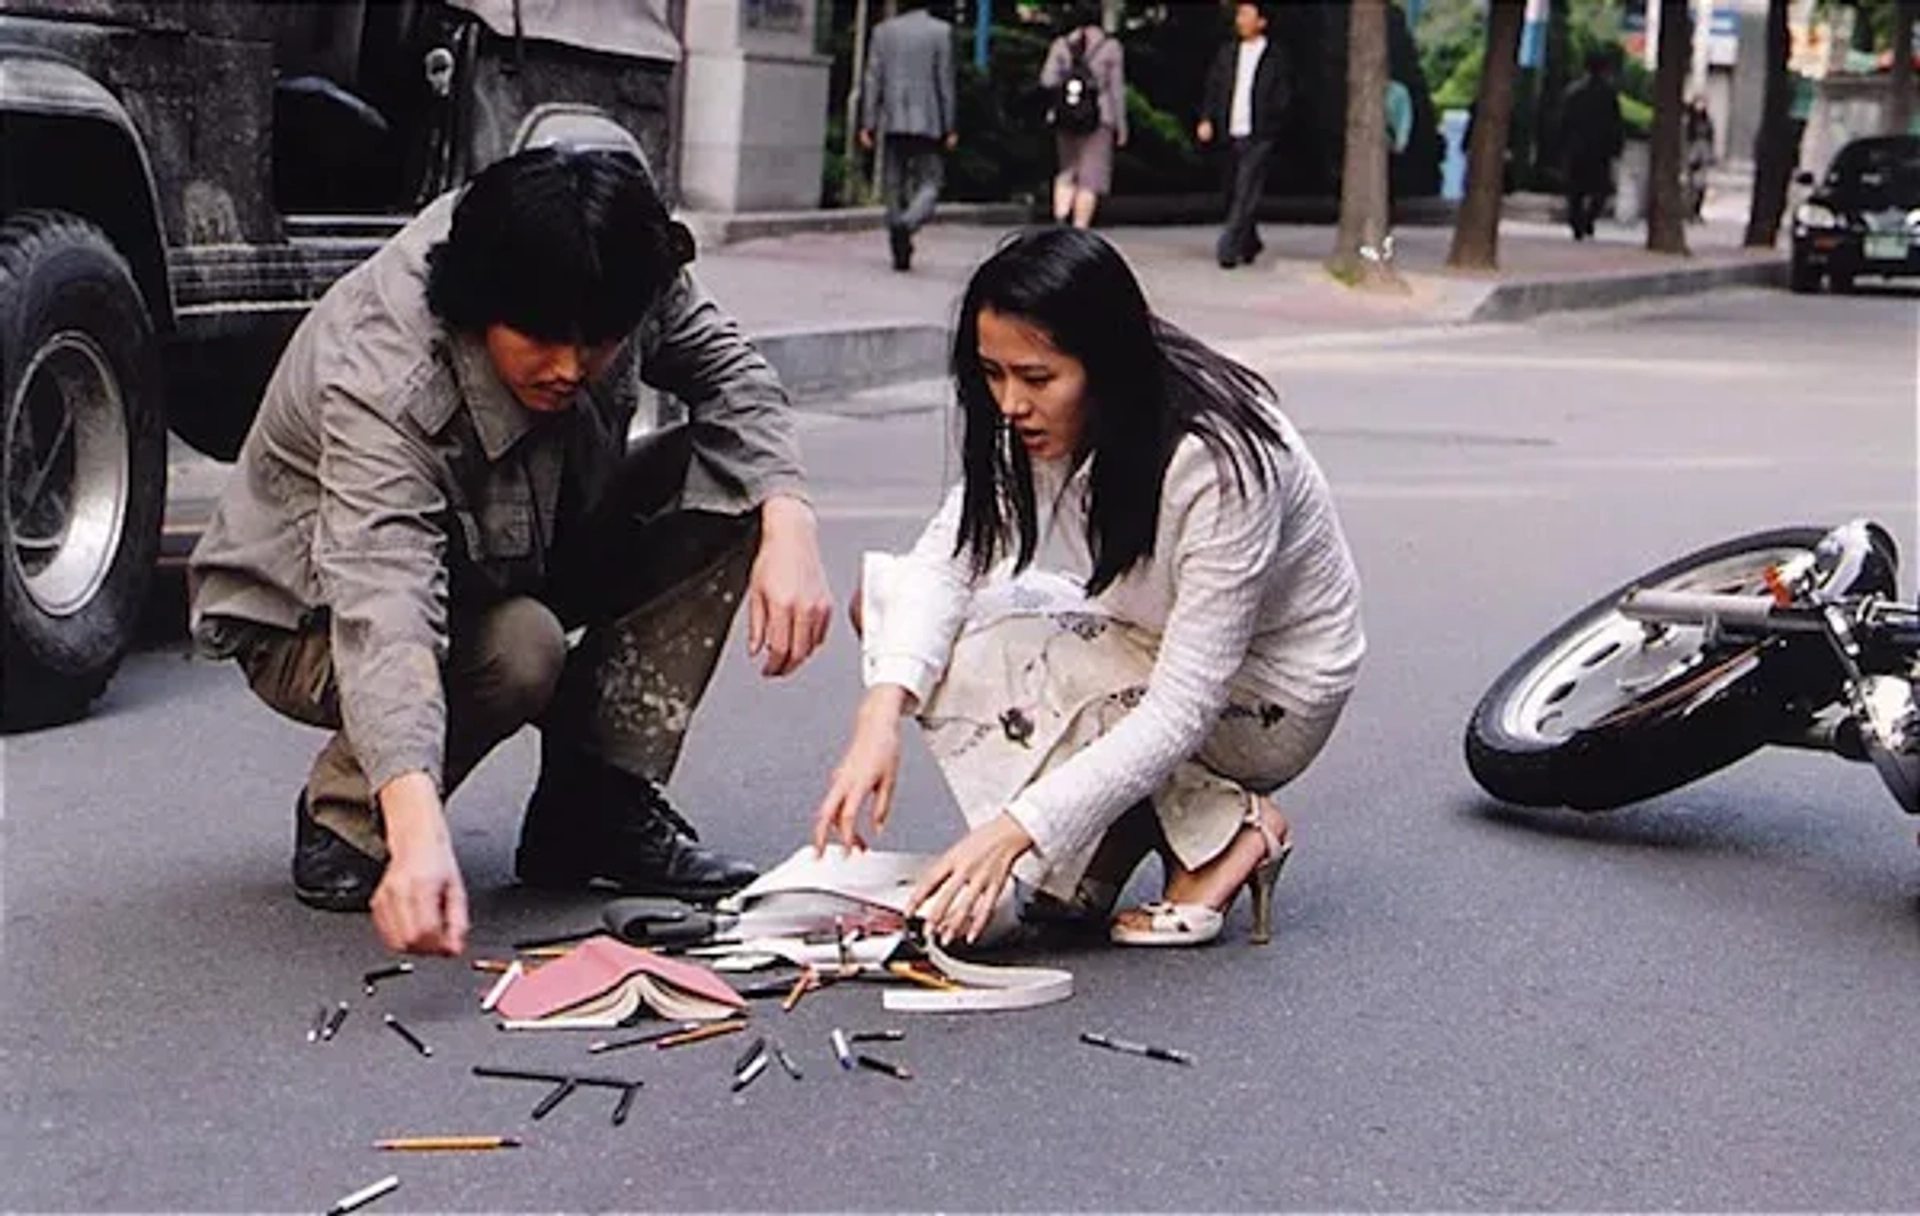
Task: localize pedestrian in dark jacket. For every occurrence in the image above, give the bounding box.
[1561,50,1626,240]
[192,148,835,956]
[860,0,958,271]
[1198,2,1289,268]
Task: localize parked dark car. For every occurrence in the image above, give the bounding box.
[1,0,679,730]
[1790,134,1920,294]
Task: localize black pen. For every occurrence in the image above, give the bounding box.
[1079,1030,1193,1066]
[733,1035,768,1076]
[321,1001,350,1042]
[850,1029,906,1043]
[856,1053,912,1081]
[362,962,414,996]
[588,1022,700,1054]
[771,1040,804,1080]
[513,928,599,952]
[383,1014,432,1057]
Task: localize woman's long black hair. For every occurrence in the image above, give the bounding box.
[950,227,1285,596]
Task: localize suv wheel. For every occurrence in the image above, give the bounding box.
[1,211,165,730]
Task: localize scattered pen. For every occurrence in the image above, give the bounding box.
[479,961,522,1012]
[307,1005,331,1043]
[383,1013,432,1057]
[512,928,599,952]
[830,1028,854,1071]
[732,1051,770,1093]
[373,1135,523,1152]
[325,1174,399,1216]
[850,1029,906,1043]
[780,966,817,1013]
[856,1053,912,1082]
[361,962,414,996]
[589,1022,699,1054]
[1079,1030,1193,1066]
[612,1083,640,1126]
[771,1040,804,1080]
[531,1078,577,1120]
[321,1001,351,1042]
[733,1036,768,1076]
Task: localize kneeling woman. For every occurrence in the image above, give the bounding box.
[813,228,1364,947]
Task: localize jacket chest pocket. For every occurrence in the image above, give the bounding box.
[453,499,535,564]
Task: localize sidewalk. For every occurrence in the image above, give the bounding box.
[693,206,1783,385]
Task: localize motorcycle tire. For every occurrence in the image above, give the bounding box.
[1465,526,1897,811]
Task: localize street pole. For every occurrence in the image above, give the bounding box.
[845,0,871,205]
[974,0,991,70]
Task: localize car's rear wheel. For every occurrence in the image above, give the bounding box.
[1,211,165,730]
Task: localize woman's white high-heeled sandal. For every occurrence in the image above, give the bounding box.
[1109,799,1291,948]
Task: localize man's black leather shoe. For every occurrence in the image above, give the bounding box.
[515,758,759,902]
[292,793,384,912]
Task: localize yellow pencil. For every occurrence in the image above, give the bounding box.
[888,962,961,991]
[653,1018,749,1050]
[373,1135,523,1152]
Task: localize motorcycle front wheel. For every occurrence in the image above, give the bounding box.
[1465,527,1894,811]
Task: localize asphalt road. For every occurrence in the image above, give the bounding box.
[4,286,1917,1211]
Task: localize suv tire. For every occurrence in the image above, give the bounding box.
[1,211,165,730]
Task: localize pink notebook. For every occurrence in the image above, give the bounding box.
[496,935,745,1024]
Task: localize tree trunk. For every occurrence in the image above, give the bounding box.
[1447,1,1528,270]
[1744,0,1794,247]
[1891,0,1916,136]
[1328,0,1404,289]
[1646,0,1692,254]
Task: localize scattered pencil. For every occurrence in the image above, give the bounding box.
[373,1135,523,1152]
[321,1001,350,1042]
[307,1005,331,1043]
[325,1174,399,1215]
[470,958,514,974]
[887,961,960,991]
[780,966,817,1013]
[830,1028,854,1071]
[479,960,523,1012]
[856,1053,912,1082]
[588,1022,699,1054]
[361,962,414,996]
[382,1013,432,1057]
[653,1019,748,1051]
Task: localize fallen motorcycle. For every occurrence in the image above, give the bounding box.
[1465,520,1919,816]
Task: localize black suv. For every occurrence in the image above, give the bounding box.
[1,1,678,729]
[1789,134,1920,294]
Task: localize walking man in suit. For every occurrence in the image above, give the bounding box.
[859,0,958,272]
[1197,2,1289,269]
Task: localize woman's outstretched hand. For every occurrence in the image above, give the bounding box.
[812,687,912,854]
[908,813,1035,946]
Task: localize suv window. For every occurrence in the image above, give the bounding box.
[1830,137,1920,193]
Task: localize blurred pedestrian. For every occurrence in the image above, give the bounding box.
[1685,95,1716,221]
[1197,2,1289,268]
[1560,49,1625,240]
[1041,2,1128,229]
[860,0,957,272]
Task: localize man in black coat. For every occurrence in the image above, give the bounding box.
[1198,2,1290,268]
[1560,50,1626,240]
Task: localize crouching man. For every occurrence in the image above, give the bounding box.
[190,147,833,956]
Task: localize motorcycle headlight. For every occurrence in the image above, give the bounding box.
[1908,208,1920,230]
[1794,202,1841,229]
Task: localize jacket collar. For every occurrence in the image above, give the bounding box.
[447,332,539,461]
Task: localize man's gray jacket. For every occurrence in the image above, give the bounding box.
[188,191,807,796]
[861,8,956,140]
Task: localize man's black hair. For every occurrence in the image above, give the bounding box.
[1585,48,1617,75]
[426,146,695,344]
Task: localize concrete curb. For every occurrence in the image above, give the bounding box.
[683,203,1028,248]
[1469,257,1787,322]
[752,322,952,399]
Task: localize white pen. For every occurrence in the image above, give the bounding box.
[326,1174,399,1215]
[480,960,523,1012]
